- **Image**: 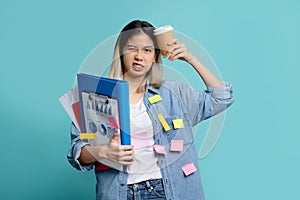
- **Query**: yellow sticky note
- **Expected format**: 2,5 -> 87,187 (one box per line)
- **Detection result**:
172,119 -> 184,129
80,133 -> 96,140
157,114 -> 171,131
148,95 -> 162,104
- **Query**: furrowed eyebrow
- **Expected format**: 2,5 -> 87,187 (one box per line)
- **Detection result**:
143,46 -> 154,48
126,44 -> 154,48
126,45 -> 137,47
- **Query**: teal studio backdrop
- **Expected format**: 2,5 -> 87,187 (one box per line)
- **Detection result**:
1,0 -> 299,199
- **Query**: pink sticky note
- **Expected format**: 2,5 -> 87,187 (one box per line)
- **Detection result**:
131,132 -> 151,150
182,162 -> 197,176
108,116 -> 119,129
170,140 -> 184,152
154,144 -> 167,155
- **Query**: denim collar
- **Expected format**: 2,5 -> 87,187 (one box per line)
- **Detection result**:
145,80 -> 161,95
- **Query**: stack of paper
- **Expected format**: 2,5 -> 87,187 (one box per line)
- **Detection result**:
59,85 -> 81,131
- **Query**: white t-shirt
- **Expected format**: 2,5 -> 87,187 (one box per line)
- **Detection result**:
127,97 -> 162,184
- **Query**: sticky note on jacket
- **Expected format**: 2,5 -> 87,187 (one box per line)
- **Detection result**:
157,114 -> 171,131
154,144 -> 167,155
148,95 -> 162,104
182,162 -> 197,176
172,119 -> 184,129
170,140 -> 184,152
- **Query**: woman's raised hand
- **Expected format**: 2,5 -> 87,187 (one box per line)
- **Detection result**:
164,38 -> 195,63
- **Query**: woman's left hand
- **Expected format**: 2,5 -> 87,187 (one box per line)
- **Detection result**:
165,38 -> 194,63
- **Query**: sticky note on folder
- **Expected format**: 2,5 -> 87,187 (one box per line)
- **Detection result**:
157,114 -> 171,131
148,95 -> 162,104
80,133 -> 96,140
108,116 -> 119,129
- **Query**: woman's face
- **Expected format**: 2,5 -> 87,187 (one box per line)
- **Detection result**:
122,32 -> 156,80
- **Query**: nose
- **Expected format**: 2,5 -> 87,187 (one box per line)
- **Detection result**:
134,49 -> 143,61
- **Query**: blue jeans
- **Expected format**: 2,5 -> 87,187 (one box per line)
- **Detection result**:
127,179 -> 166,200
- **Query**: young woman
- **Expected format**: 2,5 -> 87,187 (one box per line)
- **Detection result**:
68,20 -> 234,200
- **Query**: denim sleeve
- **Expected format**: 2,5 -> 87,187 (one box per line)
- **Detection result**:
179,82 -> 234,126
67,123 -> 94,171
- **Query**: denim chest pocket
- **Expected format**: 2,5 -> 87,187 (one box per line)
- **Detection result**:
163,113 -> 194,144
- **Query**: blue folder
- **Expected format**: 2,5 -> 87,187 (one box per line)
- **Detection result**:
77,73 -> 131,145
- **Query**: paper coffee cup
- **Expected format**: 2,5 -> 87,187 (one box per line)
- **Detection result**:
154,25 -> 174,56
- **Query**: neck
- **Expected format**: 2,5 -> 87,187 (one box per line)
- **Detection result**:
123,75 -> 146,104
123,75 -> 145,95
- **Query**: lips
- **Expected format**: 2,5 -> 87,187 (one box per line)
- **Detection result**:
132,63 -> 144,71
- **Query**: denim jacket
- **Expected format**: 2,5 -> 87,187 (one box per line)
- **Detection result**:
67,80 -> 234,200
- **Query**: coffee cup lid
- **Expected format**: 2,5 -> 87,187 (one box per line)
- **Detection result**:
154,25 -> 174,35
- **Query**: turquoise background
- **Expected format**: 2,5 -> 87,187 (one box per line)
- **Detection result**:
1,0 -> 299,199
